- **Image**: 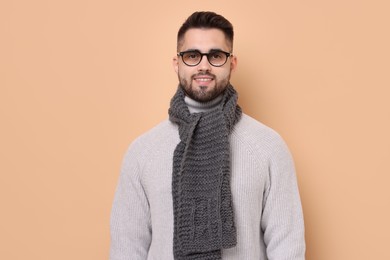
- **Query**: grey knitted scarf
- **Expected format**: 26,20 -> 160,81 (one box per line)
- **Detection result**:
169,84 -> 242,260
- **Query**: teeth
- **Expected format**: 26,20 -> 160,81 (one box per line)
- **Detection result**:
196,78 -> 212,82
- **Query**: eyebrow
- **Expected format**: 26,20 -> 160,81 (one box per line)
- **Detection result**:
181,48 -> 227,53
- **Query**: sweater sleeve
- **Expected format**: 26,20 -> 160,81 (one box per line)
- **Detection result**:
110,144 -> 152,260
260,137 -> 306,260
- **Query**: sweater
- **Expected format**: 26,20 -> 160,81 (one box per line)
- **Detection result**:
110,96 -> 306,260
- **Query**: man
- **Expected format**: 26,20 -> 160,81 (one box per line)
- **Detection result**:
110,11 -> 305,260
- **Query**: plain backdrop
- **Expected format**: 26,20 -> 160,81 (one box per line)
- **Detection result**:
1,1 -> 389,259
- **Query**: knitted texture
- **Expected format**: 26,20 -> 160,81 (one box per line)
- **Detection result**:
168,85 -> 242,259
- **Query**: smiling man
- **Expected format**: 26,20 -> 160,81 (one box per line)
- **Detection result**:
174,27 -> 235,103
110,11 -> 306,260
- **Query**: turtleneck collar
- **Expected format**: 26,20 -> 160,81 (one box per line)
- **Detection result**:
184,94 -> 223,114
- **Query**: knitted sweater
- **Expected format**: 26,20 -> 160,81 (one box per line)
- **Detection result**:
110,97 -> 306,260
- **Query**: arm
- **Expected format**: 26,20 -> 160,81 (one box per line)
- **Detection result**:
110,145 -> 152,260
261,137 -> 306,260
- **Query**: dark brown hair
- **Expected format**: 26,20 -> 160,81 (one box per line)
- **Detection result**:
177,11 -> 234,51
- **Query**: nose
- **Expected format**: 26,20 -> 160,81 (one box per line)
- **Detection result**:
197,54 -> 211,72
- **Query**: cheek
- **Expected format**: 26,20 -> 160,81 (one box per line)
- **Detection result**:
178,66 -> 195,78
216,69 -> 230,80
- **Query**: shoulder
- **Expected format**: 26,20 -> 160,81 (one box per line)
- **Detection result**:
123,119 -> 179,161
133,119 -> 178,146
232,113 -> 291,158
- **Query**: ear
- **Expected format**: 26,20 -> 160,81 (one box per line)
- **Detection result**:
230,55 -> 238,72
172,55 -> 179,74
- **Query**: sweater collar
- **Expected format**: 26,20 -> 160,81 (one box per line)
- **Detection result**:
184,94 -> 223,114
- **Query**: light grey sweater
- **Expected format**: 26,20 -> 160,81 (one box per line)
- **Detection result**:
110,97 -> 305,260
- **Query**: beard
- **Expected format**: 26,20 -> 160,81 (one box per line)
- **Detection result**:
178,72 -> 231,103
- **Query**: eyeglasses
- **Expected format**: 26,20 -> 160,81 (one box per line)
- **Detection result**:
177,50 -> 232,67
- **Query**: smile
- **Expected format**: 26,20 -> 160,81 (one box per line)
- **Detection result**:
195,78 -> 213,82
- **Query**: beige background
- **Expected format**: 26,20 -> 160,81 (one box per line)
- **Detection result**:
1,0 -> 389,259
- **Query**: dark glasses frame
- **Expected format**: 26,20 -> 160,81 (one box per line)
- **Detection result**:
177,50 -> 232,67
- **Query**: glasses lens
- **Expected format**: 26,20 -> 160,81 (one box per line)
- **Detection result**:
208,51 -> 228,66
182,51 -> 201,66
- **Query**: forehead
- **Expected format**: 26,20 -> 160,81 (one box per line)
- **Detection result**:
180,28 -> 230,52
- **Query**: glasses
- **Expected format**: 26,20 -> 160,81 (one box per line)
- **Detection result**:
177,50 -> 232,67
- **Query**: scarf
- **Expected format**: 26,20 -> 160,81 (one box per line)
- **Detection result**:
169,84 -> 242,259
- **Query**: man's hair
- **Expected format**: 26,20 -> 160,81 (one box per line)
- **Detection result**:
177,11 -> 234,51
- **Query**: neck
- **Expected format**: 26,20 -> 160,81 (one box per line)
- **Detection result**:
185,95 -> 223,114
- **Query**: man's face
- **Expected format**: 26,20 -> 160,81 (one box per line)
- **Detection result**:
173,28 -> 237,103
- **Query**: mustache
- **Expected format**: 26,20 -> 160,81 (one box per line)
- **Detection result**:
191,72 -> 215,79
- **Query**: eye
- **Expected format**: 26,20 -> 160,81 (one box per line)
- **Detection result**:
184,52 -> 200,60
210,51 -> 224,60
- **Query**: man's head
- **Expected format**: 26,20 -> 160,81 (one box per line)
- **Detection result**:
177,11 -> 234,52
173,11 -> 237,103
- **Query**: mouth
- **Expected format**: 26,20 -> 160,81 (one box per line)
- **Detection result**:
193,74 -> 214,84
194,78 -> 213,82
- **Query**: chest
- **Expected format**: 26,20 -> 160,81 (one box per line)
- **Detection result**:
140,140 -> 269,212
